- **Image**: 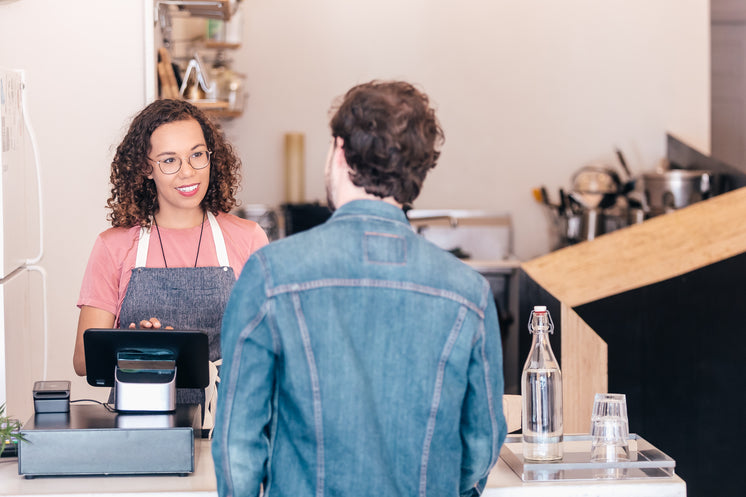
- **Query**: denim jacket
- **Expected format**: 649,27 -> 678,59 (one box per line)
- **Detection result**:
213,200 -> 506,497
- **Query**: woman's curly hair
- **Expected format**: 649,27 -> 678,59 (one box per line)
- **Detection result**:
107,99 -> 241,228
329,81 -> 444,205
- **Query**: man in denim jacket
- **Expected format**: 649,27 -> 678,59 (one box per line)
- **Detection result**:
213,81 -> 507,497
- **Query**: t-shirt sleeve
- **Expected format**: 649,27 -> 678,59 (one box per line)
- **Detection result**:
76,234 -> 123,315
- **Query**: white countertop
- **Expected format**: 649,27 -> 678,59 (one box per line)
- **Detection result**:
464,258 -> 522,272
0,440 -> 686,497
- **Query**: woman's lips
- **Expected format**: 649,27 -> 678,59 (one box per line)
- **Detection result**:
176,184 -> 200,197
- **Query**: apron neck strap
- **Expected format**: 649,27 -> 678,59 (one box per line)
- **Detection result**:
135,212 -> 230,268
206,211 -> 230,267
135,226 -> 151,268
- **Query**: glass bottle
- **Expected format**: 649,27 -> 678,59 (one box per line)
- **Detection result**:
521,305 -> 563,461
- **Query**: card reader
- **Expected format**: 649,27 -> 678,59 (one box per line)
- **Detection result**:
32,380 -> 71,413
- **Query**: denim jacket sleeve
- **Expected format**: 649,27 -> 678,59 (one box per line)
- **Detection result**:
459,289 -> 507,496
212,253 -> 276,497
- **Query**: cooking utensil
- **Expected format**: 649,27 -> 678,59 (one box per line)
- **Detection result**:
571,166 -> 621,210
615,148 -> 633,178
642,169 -> 712,216
558,188 -> 568,215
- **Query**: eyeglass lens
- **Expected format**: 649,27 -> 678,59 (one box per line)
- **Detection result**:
158,150 -> 211,174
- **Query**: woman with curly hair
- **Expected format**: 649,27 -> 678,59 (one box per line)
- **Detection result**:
72,99 -> 268,409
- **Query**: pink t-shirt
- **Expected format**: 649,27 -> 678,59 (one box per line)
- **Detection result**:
77,212 -> 269,325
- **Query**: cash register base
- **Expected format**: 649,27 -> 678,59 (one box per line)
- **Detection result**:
18,404 -> 200,477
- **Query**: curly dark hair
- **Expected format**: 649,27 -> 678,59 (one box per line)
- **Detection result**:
329,81 -> 444,205
107,99 -> 241,228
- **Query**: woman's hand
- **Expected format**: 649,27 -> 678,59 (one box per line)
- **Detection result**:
128,317 -> 174,330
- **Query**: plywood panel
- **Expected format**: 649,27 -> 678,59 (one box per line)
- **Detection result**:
560,304 -> 607,433
522,187 -> 746,307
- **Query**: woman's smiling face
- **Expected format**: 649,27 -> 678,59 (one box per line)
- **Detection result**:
147,118 -> 211,220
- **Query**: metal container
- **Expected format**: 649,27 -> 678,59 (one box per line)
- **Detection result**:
642,169 -> 711,217
235,204 -> 280,241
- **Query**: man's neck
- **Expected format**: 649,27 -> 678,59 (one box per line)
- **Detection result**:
333,182 -> 401,210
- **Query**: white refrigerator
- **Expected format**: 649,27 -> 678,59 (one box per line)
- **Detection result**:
0,67 -> 47,423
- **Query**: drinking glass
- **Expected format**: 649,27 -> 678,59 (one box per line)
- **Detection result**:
590,393 -> 629,462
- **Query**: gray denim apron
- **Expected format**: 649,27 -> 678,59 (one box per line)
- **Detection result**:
116,211 -> 235,410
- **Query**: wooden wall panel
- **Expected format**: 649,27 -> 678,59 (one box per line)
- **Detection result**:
560,304 -> 607,433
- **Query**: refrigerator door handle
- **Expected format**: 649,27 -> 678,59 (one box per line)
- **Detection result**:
20,71 -> 44,266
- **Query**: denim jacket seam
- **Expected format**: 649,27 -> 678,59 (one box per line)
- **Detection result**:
258,252 -> 281,355
480,274 -> 502,468
267,279 -> 484,319
479,279 -> 490,310
292,292 -> 325,497
257,251 -> 273,294
219,300 -> 271,497
419,305 -> 469,497
478,323 -> 500,472
363,231 -> 408,266
264,367 -> 281,496
330,212 -> 412,231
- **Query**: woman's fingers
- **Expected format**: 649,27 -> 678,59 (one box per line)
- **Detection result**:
144,317 -> 162,329
127,319 -> 173,330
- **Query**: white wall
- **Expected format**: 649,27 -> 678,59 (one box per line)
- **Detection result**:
0,0 -> 709,418
0,0 -> 146,411
224,0 -> 710,259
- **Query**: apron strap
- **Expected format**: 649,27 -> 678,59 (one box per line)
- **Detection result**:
204,358 -> 222,438
134,213 -> 229,268
135,226 -> 151,268
207,212 -> 230,267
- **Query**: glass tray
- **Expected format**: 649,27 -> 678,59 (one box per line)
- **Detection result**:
500,434 -> 676,481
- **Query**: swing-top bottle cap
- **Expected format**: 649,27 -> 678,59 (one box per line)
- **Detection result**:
529,305 -> 553,334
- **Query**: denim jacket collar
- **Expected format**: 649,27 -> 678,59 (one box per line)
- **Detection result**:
330,199 -> 410,228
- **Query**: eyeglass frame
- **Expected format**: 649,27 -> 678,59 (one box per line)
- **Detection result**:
147,149 -> 212,175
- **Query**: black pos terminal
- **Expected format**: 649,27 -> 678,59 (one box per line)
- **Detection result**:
18,329 -> 209,477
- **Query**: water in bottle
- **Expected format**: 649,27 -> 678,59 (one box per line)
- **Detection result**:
521,305 -> 563,461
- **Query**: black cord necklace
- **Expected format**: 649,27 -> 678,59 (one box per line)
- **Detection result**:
153,210 -> 206,268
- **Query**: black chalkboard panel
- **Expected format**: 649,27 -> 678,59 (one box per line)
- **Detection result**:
574,251 -> 746,497
518,269 -> 562,369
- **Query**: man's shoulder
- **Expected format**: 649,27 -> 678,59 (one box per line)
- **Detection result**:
427,247 -> 489,285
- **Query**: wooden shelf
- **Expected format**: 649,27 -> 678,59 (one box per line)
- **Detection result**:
185,99 -> 242,119
204,40 -> 240,50
175,0 -> 234,20
206,108 -> 242,119
188,99 -> 229,109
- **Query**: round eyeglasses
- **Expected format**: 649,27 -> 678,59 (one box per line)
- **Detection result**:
149,149 -> 212,175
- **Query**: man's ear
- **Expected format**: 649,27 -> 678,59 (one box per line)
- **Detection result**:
331,137 -> 346,170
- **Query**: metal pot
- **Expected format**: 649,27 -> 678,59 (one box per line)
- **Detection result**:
642,169 -> 712,217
